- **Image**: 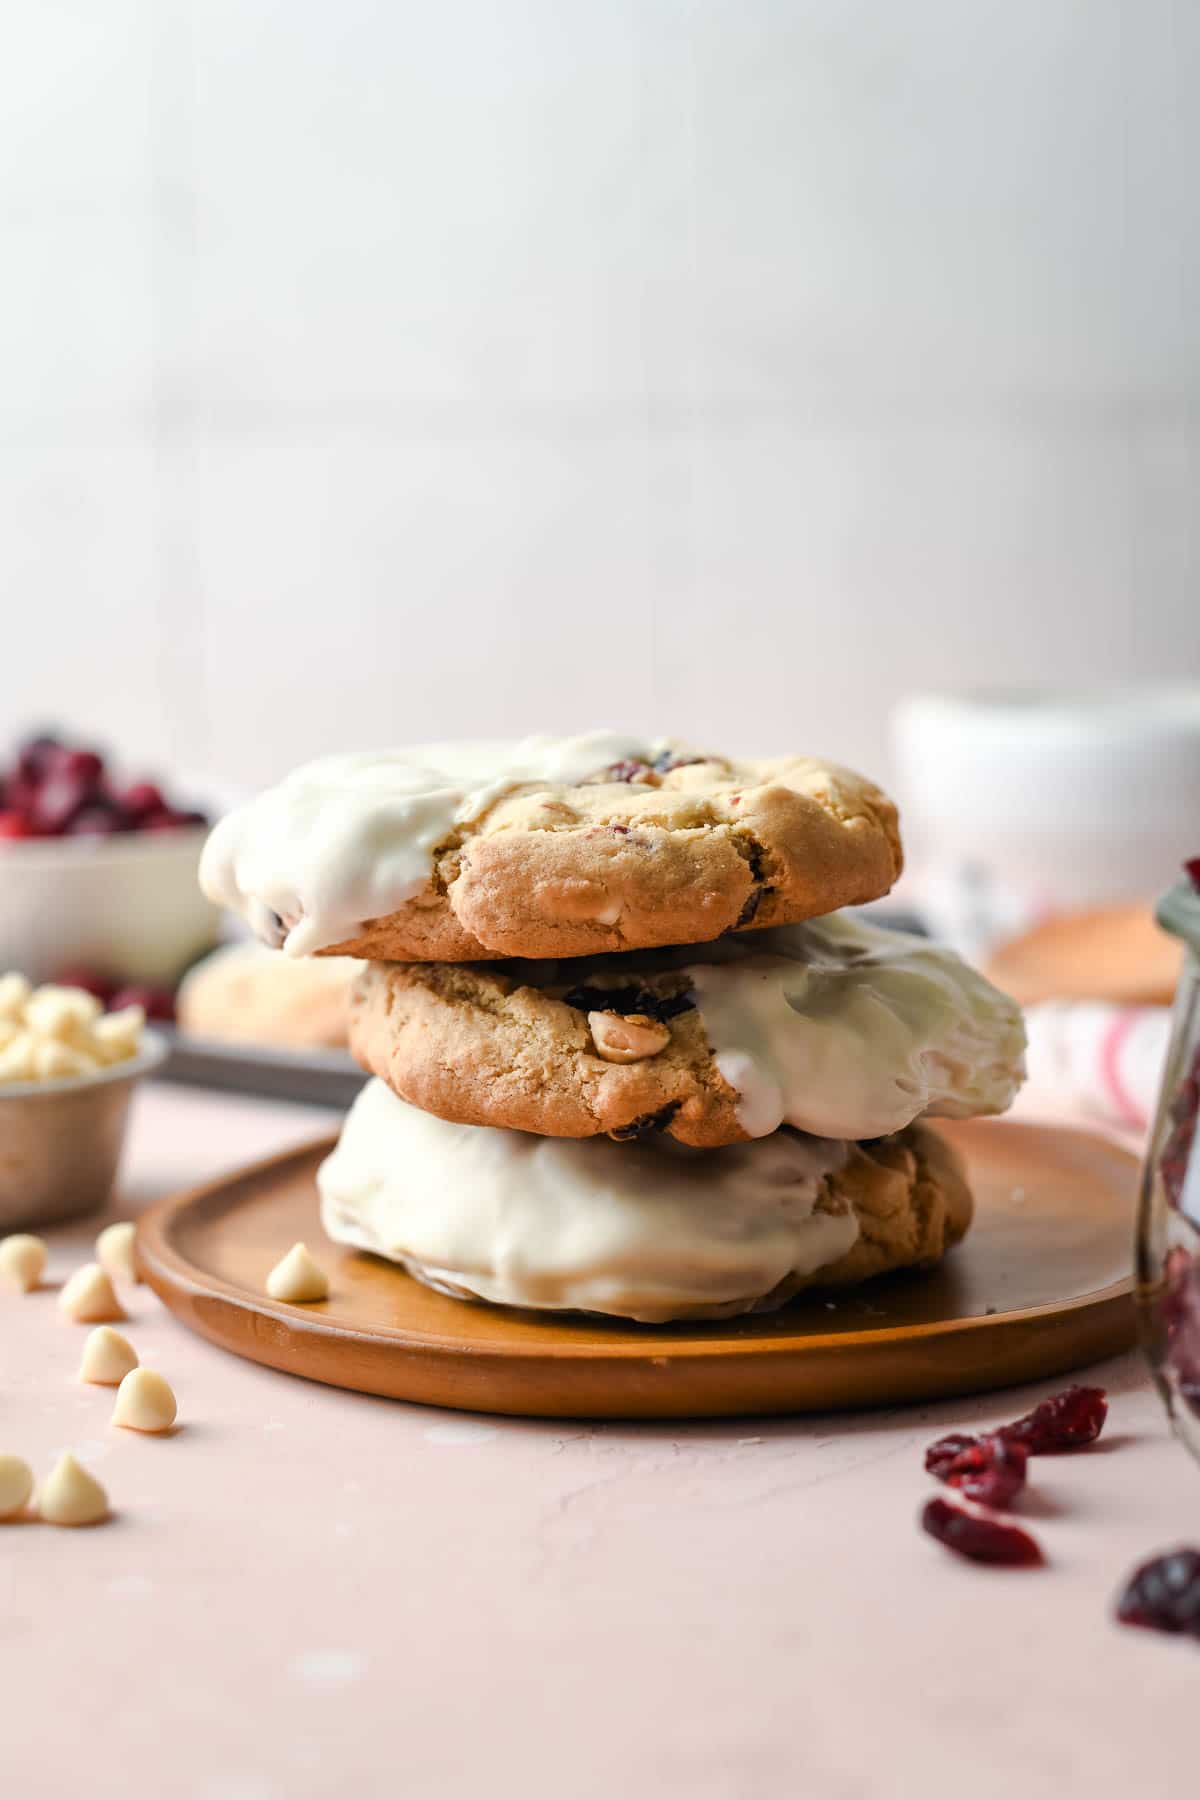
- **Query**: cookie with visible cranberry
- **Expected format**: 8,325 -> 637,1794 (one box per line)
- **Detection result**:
347,913 -> 1026,1148
201,736 -> 903,963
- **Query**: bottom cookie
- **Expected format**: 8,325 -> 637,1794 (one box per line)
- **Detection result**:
317,1080 -> 972,1324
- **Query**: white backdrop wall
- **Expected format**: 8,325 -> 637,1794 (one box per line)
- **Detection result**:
2,0 -> 1198,793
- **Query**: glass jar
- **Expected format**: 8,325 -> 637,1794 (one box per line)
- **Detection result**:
1137,875 -> 1200,1461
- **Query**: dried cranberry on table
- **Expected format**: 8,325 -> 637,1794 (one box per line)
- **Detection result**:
924,1432 -> 1028,1509
999,1384 -> 1109,1454
1116,1548 -> 1200,1637
921,1498 -> 1042,1567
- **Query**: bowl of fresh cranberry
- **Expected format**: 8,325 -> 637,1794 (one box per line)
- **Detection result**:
0,731 -> 219,988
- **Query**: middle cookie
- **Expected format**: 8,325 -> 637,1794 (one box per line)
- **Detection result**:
350,912 -> 1027,1148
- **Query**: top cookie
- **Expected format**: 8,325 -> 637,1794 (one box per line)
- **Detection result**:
200,734 -> 903,962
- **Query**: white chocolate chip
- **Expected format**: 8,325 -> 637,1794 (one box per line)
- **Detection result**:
59,1263 -> 126,1324
0,1032 -> 37,1083
37,1452 -> 109,1526
0,1453 -> 34,1518
266,1242 -> 329,1304
79,1326 -> 139,1386
91,1007 -> 146,1064
33,1038 -> 96,1081
0,1233 -> 47,1292
111,1367 -> 177,1434
0,972 -> 32,1022
24,984 -> 102,1043
587,1009 -> 671,1063
95,1220 -> 140,1285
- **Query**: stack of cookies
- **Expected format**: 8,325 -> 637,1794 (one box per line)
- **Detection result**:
202,735 -> 1026,1323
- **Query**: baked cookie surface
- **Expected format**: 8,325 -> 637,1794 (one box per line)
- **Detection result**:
318,1078 -> 972,1323
200,734 -> 902,962
349,913 -> 1027,1148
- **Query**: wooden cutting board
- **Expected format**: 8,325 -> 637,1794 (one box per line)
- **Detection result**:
135,1118 -> 1139,1419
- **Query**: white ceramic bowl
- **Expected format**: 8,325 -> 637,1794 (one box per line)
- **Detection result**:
0,828 -> 218,986
0,1029 -> 169,1231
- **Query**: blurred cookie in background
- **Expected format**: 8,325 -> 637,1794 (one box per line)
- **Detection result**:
177,941 -> 355,1050
984,902 -> 1182,1009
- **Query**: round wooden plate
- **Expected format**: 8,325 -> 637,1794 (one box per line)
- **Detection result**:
135,1119 -> 1139,1419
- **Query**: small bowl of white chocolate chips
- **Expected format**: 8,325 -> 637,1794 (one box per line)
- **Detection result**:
0,972 -> 168,1232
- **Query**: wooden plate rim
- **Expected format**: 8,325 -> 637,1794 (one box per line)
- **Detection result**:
135,1122 -> 1138,1365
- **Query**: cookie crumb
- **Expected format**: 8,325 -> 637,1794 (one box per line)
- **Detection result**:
266,1242 -> 329,1304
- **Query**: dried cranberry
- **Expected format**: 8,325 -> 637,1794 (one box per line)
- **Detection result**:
561,983 -> 695,1023
1185,856 -> 1200,894
921,1498 -> 1042,1566
925,1433 -> 1028,1509
604,760 -> 654,784
1116,1548 -> 1200,1636
997,1385 -> 1108,1454
109,983 -> 176,1023
0,810 -> 33,839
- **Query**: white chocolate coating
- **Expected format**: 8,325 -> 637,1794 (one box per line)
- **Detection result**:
680,913 -> 1026,1139
318,1079 -> 858,1323
199,735 -> 661,955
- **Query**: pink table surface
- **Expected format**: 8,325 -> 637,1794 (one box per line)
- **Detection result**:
4,1081 -> 1199,1800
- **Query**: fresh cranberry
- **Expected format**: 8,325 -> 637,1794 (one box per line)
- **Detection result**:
1116,1548 -> 1200,1636
109,983 -> 176,1024
15,731 -> 63,782
921,1498 -> 1042,1566
65,803 -> 126,837
29,749 -> 104,835
0,810 -> 33,839
925,1433 -> 1028,1509
54,966 -> 118,1005
1185,856 -> 1200,894
119,781 -> 166,820
998,1385 -> 1108,1454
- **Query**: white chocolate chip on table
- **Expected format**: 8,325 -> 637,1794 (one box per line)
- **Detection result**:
0,974 -> 145,1084
266,1242 -> 329,1304
37,1453 -> 109,1527
112,1368 -> 177,1434
0,1232 -> 47,1292
0,1454 -> 34,1519
80,1326 -> 139,1386
96,1220 -> 141,1285
59,1263 -> 126,1324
